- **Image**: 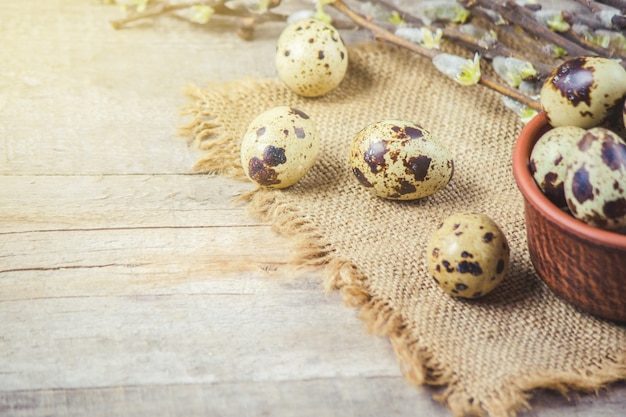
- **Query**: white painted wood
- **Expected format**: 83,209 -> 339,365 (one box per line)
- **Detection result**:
0,0 -> 624,416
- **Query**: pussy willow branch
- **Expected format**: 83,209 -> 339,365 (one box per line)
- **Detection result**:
574,0 -> 602,12
462,0 -> 596,57
110,0 -> 285,30
468,6 -> 560,65
372,0 -> 425,26
597,0 -> 626,13
368,0 -> 554,75
574,0 -> 626,13
471,0 -> 626,60
331,0 -> 542,111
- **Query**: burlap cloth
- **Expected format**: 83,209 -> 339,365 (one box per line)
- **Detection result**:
180,42 -> 626,416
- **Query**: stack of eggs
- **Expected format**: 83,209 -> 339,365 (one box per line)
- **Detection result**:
532,57 -> 626,233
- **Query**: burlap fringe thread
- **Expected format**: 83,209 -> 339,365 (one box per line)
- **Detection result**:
178,82 -> 626,417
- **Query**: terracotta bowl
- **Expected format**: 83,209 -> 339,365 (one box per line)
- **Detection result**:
512,112 -> 626,323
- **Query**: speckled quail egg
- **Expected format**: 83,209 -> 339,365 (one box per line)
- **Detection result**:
349,120 -> 454,200
240,106 -> 319,189
275,18 -> 348,97
529,125 -> 586,208
564,127 -> 626,230
426,213 -> 510,299
540,56 -> 626,129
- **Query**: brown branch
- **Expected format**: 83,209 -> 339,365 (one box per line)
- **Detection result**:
564,10 -> 607,30
111,1 -> 285,30
370,0 -> 426,26
111,1 -> 212,29
480,74 -> 541,109
440,27 -> 554,75
462,0 -> 597,57
333,0 -> 438,59
597,0 -> 626,13
573,0 -> 603,12
469,6 -> 560,66
331,0 -> 541,111
368,0 -> 553,75
561,26 -> 626,58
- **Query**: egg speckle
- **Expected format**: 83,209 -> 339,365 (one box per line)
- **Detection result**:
240,106 -> 319,189
529,126 -> 585,208
564,127 -> 626,230
540,56 -> 626,128
349,120 -> 453,200
427,213 -> 510,298
275,18 -> 348,97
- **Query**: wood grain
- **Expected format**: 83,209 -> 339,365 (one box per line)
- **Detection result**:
1,1 -> 624,416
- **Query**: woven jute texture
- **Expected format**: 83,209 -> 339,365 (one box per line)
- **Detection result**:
180,42 -> 626,417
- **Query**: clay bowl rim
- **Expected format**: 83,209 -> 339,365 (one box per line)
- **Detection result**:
512,111 -> 626,250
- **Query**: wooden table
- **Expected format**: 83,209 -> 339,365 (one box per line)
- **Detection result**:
1,1 -> 624,415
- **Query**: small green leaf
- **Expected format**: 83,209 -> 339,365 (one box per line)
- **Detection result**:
519,63 -> 538,80
592,34 -> 611,49
550,45 -> 567,58
452,6 -> 470,23
456,53 -> 481,86
258,0 -> 271,13
501,96 -> 539,124
191,5 -> 214,24
519,107 -> 539,124
547,13 -> 570,32
314,0 -> 335,23
425,4 -> 470,24
421,27 -> 443,50
611,33 -> 626,51
388,11 -> 405,25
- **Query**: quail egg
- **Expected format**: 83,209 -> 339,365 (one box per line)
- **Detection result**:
349,120 -> 454,200
540,56 -> 626,128
564,127 -> 626,230
426,213 -> 510,299
529,125 -> 586,208
240,106 -> 319,189
275,18 -> 348,97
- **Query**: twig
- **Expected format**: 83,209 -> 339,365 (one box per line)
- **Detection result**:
564,10 -> 607,30
561,25 -> 626,57
367,0 -> 553,74
331,0 -> 541,111
372,0 -> 426,26
597,0 -> 626,13
463,0 -> 596,58
469,6 -> 560,65
573,0 -> 603,12
444,26 -> 555,75
112,1 -> 210,29
483,0 -> 626,59
334,0 -> 438,59
111,0 -> 285,30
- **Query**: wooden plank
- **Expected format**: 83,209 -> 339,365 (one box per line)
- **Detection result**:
0,378 -> 444,417
0,174 -> 402,394
0,175 -> 257,233
0,288 -> 403,391
0,381 -> 624,417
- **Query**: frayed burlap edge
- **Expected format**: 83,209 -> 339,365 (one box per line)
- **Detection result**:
178,76 -> 626,417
